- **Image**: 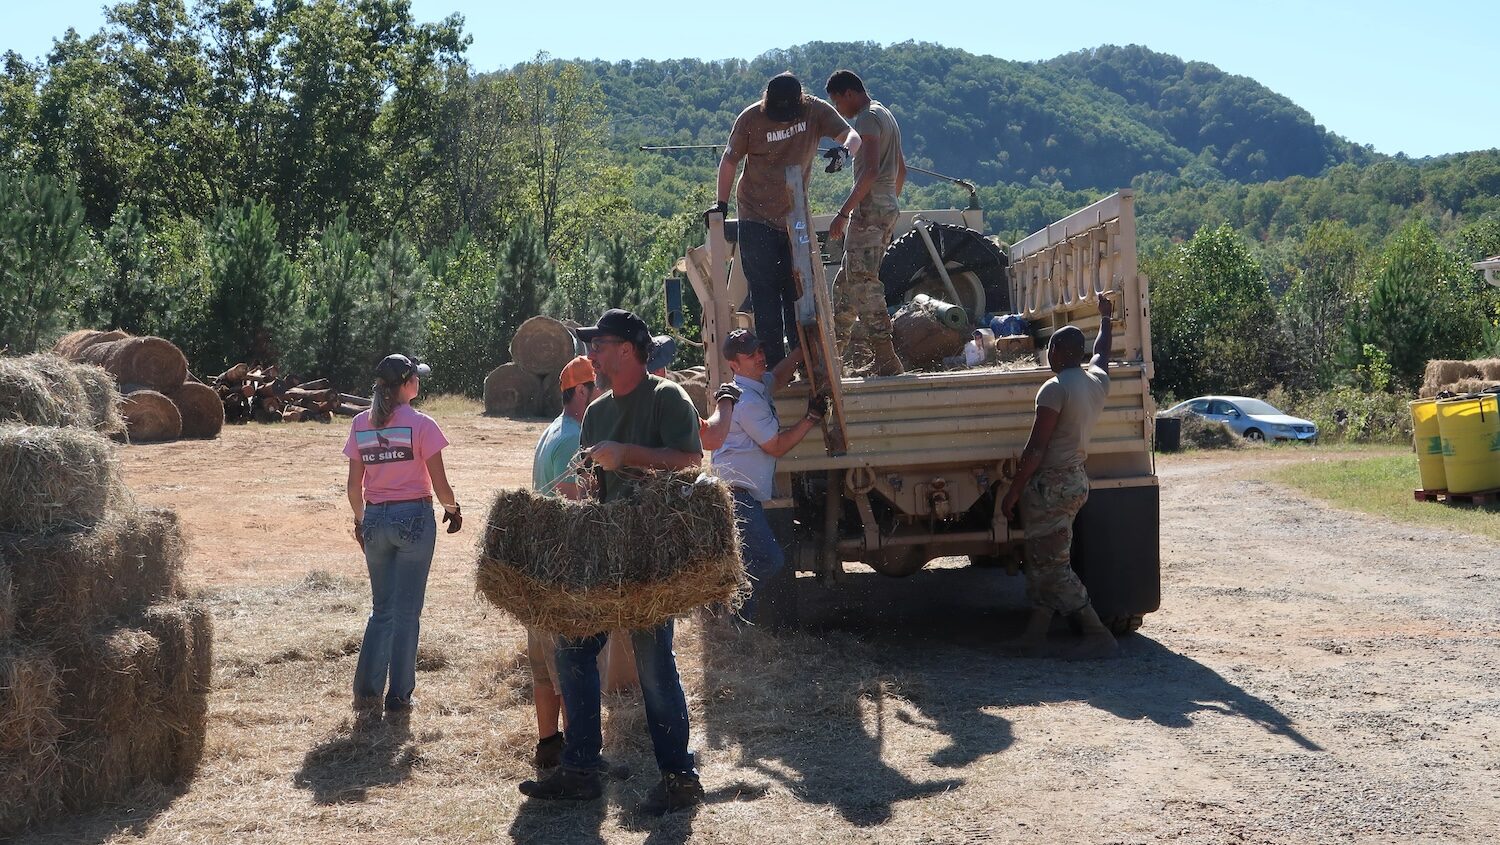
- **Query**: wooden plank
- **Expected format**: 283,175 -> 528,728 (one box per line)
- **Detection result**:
785,164 -> 849,455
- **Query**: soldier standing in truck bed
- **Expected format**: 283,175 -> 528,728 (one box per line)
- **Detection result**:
999,296 -> 1118,659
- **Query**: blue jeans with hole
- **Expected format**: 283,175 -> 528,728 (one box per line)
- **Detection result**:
555,622 -> 696,776
353,501 -> 436,707
738,220 -> 801,369
733,488 -> 785,622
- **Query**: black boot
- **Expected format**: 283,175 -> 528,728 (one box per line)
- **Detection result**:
533,732 -> 564,772
638,771 -> 705,816
518,766 -> 603,801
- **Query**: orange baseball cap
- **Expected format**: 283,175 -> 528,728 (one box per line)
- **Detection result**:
559,356 -> 596,392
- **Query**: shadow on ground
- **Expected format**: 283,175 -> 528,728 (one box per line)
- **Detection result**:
292,715 -> 421,804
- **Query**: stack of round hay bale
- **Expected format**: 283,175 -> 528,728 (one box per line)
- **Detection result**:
484,316 -> 587,418
1420,359 -> 1500,398
53,330 -> 223,441
0,354 -> 211,837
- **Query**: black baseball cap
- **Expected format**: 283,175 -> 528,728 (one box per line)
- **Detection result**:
574,308 -> 652,350
647,335 -> 678,372
764,72 -> 804,122
375,354 -> 430,385
722,329 -> 761,358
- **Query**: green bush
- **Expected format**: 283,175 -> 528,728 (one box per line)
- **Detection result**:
1266,385 -> 1412,444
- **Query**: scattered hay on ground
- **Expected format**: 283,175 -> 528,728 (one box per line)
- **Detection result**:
76,336 -> 188,394
166,382 -> 224,439
0,425 -> 122,534
120,390 -> 183,443
0,565 -> 13,639
477,471 -> 745,637
1179,413 -> 1243,450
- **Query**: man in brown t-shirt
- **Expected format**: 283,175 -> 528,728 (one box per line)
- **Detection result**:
826,69 -> 908,376
712,72 -> 858,368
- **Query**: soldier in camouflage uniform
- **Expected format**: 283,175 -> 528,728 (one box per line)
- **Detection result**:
1000,296 -> 1119,659
825,70 -> 907,377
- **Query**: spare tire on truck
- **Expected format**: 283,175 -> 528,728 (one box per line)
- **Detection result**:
880,223 -> 1011,321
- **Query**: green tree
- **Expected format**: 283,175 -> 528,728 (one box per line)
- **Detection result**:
207,197 -> 297,367
1277,220 -> 1363,390
0,171 -> 92,352
363,229 -> 427,368
288,212 -> 372,386
421,238 -> 501,397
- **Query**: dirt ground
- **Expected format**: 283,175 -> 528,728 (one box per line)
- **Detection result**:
14,409 -> 1500,844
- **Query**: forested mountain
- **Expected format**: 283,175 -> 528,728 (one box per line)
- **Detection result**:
588,41 -> 1371,191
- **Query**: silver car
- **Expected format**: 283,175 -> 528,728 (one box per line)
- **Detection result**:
1159,396 -> 1318,443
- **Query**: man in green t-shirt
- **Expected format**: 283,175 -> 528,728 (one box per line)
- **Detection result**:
826,69 -> 908,377
518,308 -> 706,817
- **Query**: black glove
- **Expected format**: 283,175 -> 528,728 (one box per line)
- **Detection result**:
714,382 -> 742,405
823,145 -> 851,173
806,391 -> 829,420
703,200 -> 728,228
442,504 -> 463,534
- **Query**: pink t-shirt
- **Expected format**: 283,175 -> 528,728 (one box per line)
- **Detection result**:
342,404 -> 449,503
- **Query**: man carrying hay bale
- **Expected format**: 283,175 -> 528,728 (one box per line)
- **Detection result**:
518,309 -> 707,815
526,355 -> 637,773
999,297 -> 1117,660
710,331 -> 824,621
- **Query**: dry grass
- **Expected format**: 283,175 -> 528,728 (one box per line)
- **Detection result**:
476,472 -> 745,637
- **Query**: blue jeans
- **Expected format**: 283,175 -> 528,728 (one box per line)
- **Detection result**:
353,501 -> 436,707
738,220 -> 800,369
733,488 -> 785,622
555,622 -> 696,776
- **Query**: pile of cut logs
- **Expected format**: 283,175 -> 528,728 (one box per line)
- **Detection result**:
208,364 -> 369,423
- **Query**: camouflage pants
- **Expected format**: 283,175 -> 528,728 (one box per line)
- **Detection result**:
1019,462 -> 1092,614
834,202 -> 899,352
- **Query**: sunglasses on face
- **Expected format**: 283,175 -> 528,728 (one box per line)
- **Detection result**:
587,338 -> 628,353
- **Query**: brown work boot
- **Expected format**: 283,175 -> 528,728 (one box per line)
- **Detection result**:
1065,605 -> 1120,660
870,339 -> 905,376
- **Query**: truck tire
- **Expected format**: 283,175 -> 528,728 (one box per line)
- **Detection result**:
1069,484 -> 1160,630
758,508 -> 802,631
880,223 -> 1011,316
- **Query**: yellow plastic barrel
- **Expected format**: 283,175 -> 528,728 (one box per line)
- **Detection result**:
1409,399 -> 1446,491
1435,393 -> 1500,494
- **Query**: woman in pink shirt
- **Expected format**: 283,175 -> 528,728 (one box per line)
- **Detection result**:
343,354 -> 462,717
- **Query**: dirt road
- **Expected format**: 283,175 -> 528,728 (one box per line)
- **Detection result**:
16,414 -> 1500,844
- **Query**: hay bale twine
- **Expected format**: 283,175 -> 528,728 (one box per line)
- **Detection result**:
484,363 -> 539,417
1422,360 -> 1481,395
78,336 -> 189,393
52,329 -> 128,360
166,382 -> 224,439
535,371 -> 563,418
476,471 -> 745,637
510,316 -> 580,377
120,390 -> 183,442
70,362 -> 125,434
0,425 -> 121,534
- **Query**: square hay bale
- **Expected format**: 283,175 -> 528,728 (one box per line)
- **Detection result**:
0,565 -> 13,640
70,363 -> 125,435
136,601 -> 212,779
0,425 -> 125,535
0,507 -> 185,638
477,471 -> 746,638
1476,359 -> 1500,380
0,358 -> 81,428
0,646 -> 65,758
1422,360 -> 1481,395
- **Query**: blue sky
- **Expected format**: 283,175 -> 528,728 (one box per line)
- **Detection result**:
7,0 -> 1496,159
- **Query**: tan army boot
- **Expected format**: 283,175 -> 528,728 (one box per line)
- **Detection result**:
870,338 -> 906,377
1066,604 -> 1120,660
1004,606 -> 1055,657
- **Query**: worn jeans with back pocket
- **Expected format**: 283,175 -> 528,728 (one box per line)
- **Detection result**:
353,500 -> 436,707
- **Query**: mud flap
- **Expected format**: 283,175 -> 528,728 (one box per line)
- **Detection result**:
1069,484 -> 1161,622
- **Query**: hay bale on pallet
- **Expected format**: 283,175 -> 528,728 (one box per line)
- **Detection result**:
52,329 -> 127,360
0,425 -> 122,534
0,507 -> 185,637
121,390 -> 182,442
510,316 -> 580,377
663,367 -> 709,417
76,336 -> 188,393
484,362 -> 539,417
1422,360 -> 1481,396
166,382 -> 224,439
535,371 -> 563,418
476,471 -> 745,637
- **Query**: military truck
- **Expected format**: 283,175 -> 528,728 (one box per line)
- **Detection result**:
674,188 -> 1158,632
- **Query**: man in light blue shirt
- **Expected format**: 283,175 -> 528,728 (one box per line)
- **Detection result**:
711,329 -> 827,620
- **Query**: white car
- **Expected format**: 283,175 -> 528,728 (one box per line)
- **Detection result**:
1159,396 -> 1318,443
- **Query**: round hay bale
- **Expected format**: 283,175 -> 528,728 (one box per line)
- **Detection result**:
535,371 -> 563,418
484,363 -> 539,417
166,382 -> 224,439
892,299 -> 968,369
15,354 -> 92,428
663,368 -> 709,417
476,471 -> 746,638
52,329 -> 127,360
120,390 -> 183,443
70,362 -> 125,434
0,425 -> 121,534
1422,360 -> 1481,395
78,336 -> 189,393
0,646 -> 62,758
510,316 -> 580,377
